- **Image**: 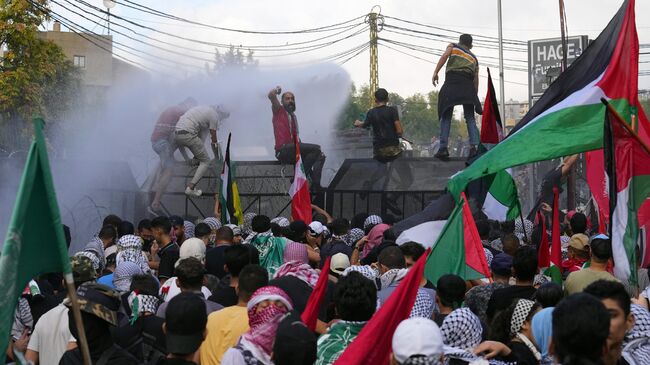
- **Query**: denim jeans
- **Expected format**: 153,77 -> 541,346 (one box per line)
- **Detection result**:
439,104 -> 479,149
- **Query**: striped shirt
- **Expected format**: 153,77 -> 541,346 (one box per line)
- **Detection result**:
446,43 -> 478,76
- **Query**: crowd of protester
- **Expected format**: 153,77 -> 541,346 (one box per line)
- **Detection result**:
7,205 -> 650,365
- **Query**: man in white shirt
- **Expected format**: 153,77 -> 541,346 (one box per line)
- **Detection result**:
174,105 -> 229,196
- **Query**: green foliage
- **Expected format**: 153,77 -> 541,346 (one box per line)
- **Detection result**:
208,45 -> 258,73
336,83 -> 468,144
0,0 -> 77,119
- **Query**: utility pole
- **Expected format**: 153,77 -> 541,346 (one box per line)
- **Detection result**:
558,0 -> 576,210
367,6 -> 382,107
497,0 -> 506,121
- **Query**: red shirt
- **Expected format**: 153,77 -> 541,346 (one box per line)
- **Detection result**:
151,105 -> 188,142
272,106 -> 298,151
561,257 -> 587,273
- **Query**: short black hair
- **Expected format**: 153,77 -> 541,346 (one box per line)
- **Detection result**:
98,225 -> 117,240
151,216 -> 172,233
175,257 -> 205,290
569,213 -> 587,234
502,233 -> 520,256
374,88 -> 388,103
105,253 -> 117,268
535,282 -> 563,308
118,221 -> 135,237
584,280 -> 631,316
252,215 -> 271,233
436,274 -> 466,309
399,242 -> 425,261
224,245 -> 253,277
351,213 -> 368,230
238,264 -> 268,302
476,220 -> 490,239
215,226 -> 234,242
194,223 -> 211,238
553,293 -> 610,363
270,223 -> 289,238
378,246 -> 405,269
329,218 -> 350,236
459,34 -> 473,47
334,272 -> 377,321
590,237 -> 612,262
137,219 -> 152,231
513,246 -> 538,281
102,214 -> 122,228
129,274 -> 159,296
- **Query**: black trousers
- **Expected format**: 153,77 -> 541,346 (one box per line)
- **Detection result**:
276,143 -> 326,187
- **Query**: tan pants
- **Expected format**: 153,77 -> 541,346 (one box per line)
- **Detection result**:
175,132 -> 210,185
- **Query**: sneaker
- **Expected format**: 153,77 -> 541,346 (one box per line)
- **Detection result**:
434,148 -> 449,159
185,186 -> 202,197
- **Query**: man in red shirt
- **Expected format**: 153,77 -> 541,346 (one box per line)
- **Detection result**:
149,97 -> 196,214
268,86 -> 325,190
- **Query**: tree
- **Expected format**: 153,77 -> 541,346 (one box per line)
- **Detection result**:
208,45 -> 258,74
0,0 -> 79,152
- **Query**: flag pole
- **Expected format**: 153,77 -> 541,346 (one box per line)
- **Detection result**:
64,274 -> 92,365
601,98 -> 650,154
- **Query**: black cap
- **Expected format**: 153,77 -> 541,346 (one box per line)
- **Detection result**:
65,282 -> 121,326
169,215 -> 184,228
165,292 -> 207,355
272,312 -> 317,365
491,253 -> 513,277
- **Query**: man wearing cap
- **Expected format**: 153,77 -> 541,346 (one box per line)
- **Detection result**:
565,235 -> 619,295
329,253 -> 351,283
175,104 -> 230,197
159,292 -> 208,365
561,233 -> 590,275
391,317 -> 444,365
26,256 -> 98,365
59,282 -> 138,364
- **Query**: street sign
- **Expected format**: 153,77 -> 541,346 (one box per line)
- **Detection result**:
528,36 -> 589,105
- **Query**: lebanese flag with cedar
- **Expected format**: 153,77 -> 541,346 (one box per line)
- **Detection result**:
289,136 -> 312,224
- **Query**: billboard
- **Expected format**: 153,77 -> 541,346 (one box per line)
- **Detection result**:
528,36 -> 589,105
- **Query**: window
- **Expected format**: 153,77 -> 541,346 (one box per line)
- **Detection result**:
73,55 -> 86,68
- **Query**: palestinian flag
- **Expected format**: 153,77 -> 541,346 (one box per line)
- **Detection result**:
220,133 -> 243,225
604,105 -> 650,286
289,139 -> 312,224
449,0 -> 648,199
544,188 -> 563,284
424,192 -> 491,284
477,68 -> 521,221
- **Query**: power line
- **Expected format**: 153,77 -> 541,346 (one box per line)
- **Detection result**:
113,0 -> 365,35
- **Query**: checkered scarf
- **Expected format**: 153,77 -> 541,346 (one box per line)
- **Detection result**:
623,304 -> 650,365
345,228 -> 365,247
515,218 -> 534,242
128,291 -> 160,324
243,212 -> 256,236
75,251 -> 101,272
483,248 -> 493,267
380,268 -> 409,290
364,215 -> 383,230
184,221 -> 195,238
510,299 -> 536,337
271,217 -> 290,227
410,289 -> 435,319
342,265 -> 379,287
241,286 -> 293,360
116,235 -> 150,274
113,262 -> 144,292
402,356 -> 443,365
273,261 -> 319,288
203,217 -> 221,231
84,237 -> 106,272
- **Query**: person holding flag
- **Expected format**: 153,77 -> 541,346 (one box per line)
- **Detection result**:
268,86 -> 326,190
219,133 -> 244,225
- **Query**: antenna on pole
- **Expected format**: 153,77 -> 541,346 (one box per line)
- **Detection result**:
103,0 -> 116,35
366,5 -> 383,107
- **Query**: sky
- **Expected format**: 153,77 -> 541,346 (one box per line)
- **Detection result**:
47,0 -> 650,103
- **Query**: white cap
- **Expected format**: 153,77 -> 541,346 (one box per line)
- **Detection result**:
392,318 -> 443,363
309,221 -> 325,235
330,253 -> 351,274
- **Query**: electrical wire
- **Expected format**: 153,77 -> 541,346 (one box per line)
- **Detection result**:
113,0 -> 365,35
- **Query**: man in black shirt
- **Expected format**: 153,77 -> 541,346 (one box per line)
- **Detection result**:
208,244 -> 253,307
205,226 -> 234,280
151,216 -> 179,284
354,88 -> 413,215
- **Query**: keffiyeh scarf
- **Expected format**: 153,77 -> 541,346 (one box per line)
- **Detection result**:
403,356 -> 443,365
184,221 -> 195,238
243,212 -> 256,236
76,251 -> 101,272
510,299 -> 536,337
343,265 -> 380,287
345,228 -> 365,247
116,234 -> 150,274
84,237 -> 106,272
203,217 -> 221,231
271,217 -> 290,227
380,268 -> 409,290
623,304 -> 650,365
250,232 -> 287,276
113,261 -> 144,292
363,223 -> 390,258
273,260 -> 319,288
410,289 -> 435,319
128,291 -> 160,324
363,214 -> 383,230
515,218 -> 534,243
240,286 -> 293,364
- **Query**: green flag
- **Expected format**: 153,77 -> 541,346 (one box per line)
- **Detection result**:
0,117 -> 71,352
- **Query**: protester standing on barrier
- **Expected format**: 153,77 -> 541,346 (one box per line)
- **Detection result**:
432,34 -> 482,159
174,105 -> 229,197
268,86 -> 326,190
